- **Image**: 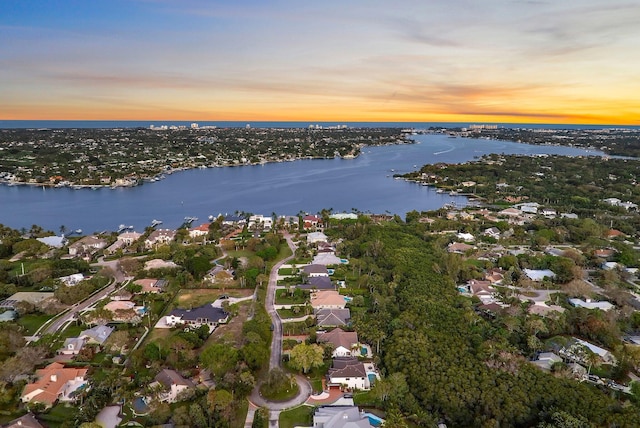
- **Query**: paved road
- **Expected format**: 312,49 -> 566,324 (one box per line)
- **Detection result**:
244,234 -> 312,427
267,235 -> 297,370
39,259 -> 127,336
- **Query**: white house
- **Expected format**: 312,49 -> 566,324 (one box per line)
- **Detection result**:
152,369 -> 195,403
58,273 -> 84,286
165,304 -> 229,329
145,229 -> 176,249
318,328 -> 359,358
303,264 -> 330,278
523,269 -> 556,282
307,231 -> 328,244
328,357 -> 370,390
568,298 -> 614,311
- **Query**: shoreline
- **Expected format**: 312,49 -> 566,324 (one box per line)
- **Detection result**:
0,139 -> 413,190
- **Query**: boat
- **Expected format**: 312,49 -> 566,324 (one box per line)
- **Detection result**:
208,215 -> 214,221
151,219 -> 163,227
75,229 -> 82,234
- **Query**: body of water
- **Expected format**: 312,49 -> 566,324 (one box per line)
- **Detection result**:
0,134 -> 604,233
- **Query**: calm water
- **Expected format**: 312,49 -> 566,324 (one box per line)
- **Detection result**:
0,134 -> 603,233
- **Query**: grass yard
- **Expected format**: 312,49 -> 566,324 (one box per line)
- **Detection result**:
16,313 -> 54,334
260,380 -> 299,401
275,290 -> 308,305
278,267 -> 293,276
277,308 -> 309,319
279,405 -> 315,428
173,288 -> 253,310
230,397 -> 249,428
205,300 -> 252,348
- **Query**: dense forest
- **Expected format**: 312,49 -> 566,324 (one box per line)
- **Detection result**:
335,220 -> 640,427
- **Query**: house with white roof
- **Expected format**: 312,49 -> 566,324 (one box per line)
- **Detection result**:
569,298 -> 614,311
523,269 -> 556,282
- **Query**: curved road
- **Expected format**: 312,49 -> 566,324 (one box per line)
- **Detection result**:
246,234 -> 312,427
37,258 -> 127,336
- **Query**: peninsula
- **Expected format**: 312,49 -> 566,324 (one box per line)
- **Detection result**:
0,126 -> 410,188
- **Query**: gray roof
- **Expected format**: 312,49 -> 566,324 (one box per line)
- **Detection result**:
329,357 -> 367,379
169,304 -> 228,324
81,325 -> 114,344
298,276 -> 334,290
303,264 -> 329,275
313,406 -> 372,428
316,308 -> 351,327
155,369 -> 195,389
1,413 -> 46,428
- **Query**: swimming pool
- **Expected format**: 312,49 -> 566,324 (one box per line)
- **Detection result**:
362,412 -> 384,427
132,397 -> 150,415
340,259 -> 349,264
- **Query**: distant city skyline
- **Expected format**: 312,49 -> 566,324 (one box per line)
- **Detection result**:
1,0 -> 639,125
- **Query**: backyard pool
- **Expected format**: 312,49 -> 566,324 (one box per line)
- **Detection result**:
362,413 -> 384,427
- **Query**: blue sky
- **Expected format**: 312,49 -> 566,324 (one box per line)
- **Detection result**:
1,0 -> 639,123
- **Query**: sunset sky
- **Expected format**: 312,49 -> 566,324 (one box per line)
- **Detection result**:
1,0 -> 639,124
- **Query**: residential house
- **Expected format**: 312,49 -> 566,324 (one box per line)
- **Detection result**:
104,300 -> 139,322
303,264 -> 330,278
528,303 -> 565,317
542,208 -> 557,218
568,298 -> 614,311
119,231 -> 142,245
456,232 -> 475,242
188,223 -> 210,239
311,291 -> 346,310
68,235 -> 107,257
468,280 -> 496,303
152,369 -> 195,403
483,227 -> 501,239
21,363 -> 89,408
222,215 -> 246,226
606,229 -> 625,239
145,229 -> 177,249
447,242 -> 474,254
328,357 -> 370,390
312,406 -> 372,428
318,328 -> 359,358
523,269 -> 556,282
165,304 -> 229,329
307,231 -> 328,244
104,239 -> 126,255
329,213 -> 358,220
58,273 -> 84,286
81,325 -> 114,345
316,308 -> 351,328
1,413 -> 46,428
484,268 -> 504,284
248,215 -> 273,230
36,236 -> 67,249
498,208 -> 522,217
299,276 -> 334,291
144,259 -> 179,270
532,352 -> 563,371
562,338 -> 616,365
58,337 -> 86,356
313,252 -> 343,266
303,215 -> 323,230
134,278 -> 167,294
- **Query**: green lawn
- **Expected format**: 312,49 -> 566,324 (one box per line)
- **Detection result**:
230,398 -> 249,428
38,403 -> 79,428
279,405 -> 315,428
353,390 -> 377,406
59,323 -> 84,339
275,290 -> 308,305
278,267 -> 293,276
277,308 -> 309,319
16,313 -> 54,334
260,381 -> 299,402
